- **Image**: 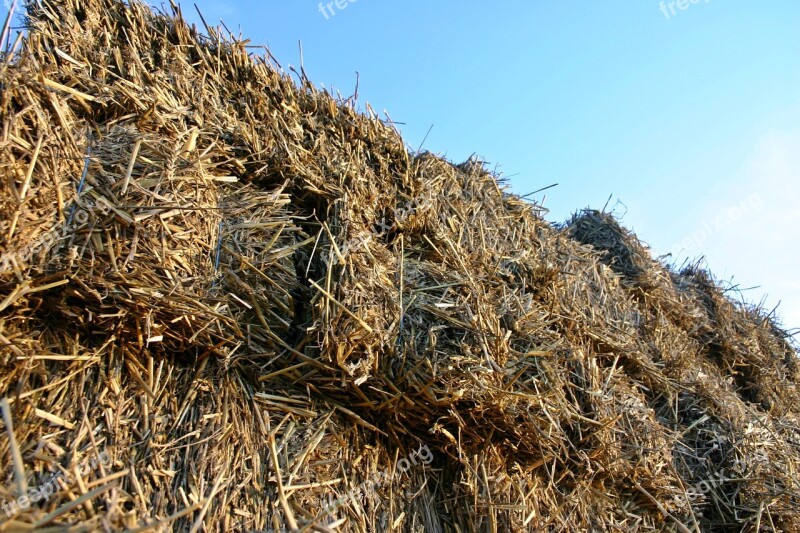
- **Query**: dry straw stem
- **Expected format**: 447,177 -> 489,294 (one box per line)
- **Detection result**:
0,0 -> 799,531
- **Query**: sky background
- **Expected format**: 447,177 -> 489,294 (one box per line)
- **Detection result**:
3,0 -> 799,331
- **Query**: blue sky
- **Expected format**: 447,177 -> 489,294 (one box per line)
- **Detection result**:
3,0 -> 799,330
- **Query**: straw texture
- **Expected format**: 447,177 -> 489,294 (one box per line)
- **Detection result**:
1,1 -> 798,531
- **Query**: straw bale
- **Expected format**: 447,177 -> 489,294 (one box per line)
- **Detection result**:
0,1 -> 798,531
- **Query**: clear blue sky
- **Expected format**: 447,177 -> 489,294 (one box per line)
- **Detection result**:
3,0 -> 799,329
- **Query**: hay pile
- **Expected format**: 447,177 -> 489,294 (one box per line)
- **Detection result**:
1,0 -> 799,530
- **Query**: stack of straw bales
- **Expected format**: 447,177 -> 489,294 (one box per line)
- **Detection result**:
1,1 -> 798,530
